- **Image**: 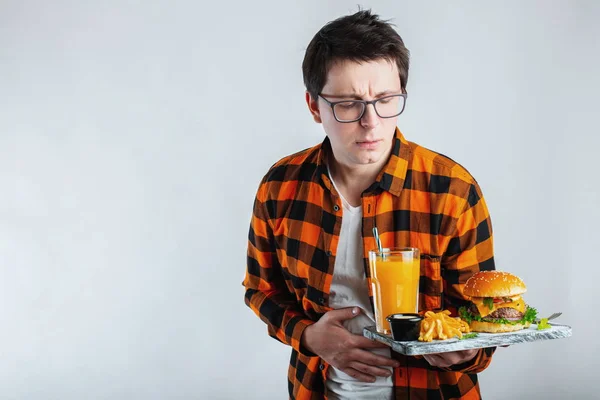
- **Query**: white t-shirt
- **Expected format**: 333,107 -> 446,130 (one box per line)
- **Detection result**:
325,169 -> 393,400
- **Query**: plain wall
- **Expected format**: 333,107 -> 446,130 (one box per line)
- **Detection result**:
1,1 -> 598,399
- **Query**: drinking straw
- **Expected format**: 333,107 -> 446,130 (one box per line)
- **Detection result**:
372,227 -> 383,254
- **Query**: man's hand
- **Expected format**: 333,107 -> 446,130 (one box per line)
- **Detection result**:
422,349 -> 478,368
301,307 -> 401,383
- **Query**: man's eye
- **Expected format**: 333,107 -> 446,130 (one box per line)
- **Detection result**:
338,102 -> 358,109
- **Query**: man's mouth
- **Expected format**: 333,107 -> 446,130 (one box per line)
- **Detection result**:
356,139 -> 382,149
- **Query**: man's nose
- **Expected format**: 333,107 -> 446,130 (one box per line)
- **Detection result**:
360,103 -> 380,128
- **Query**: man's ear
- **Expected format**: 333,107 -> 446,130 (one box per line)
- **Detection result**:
305,91 -> 322,124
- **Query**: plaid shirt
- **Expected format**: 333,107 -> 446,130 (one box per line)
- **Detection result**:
243,128 -> 496,400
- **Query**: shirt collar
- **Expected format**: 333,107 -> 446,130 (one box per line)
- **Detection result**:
316,127 -> 410,197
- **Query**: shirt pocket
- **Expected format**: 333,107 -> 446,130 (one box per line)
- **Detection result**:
418,254 -> 443,312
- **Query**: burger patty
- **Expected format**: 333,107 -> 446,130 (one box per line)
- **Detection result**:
468,304 -> 524,319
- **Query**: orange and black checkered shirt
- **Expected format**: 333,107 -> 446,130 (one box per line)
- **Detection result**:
243,128 -> 496,400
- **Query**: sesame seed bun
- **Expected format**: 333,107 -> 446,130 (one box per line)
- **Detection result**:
463,271 -> 527,298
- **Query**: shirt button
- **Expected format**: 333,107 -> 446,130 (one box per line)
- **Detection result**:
318,298 -> 325,305
326,250 -> 332,257
333,205 -> 340,212
319,363 -> 325,370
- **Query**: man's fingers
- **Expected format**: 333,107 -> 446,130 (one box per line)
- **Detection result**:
423,354 -> 443,363
341,367 -> 378,383
349,348 -> 401,368
423,349 -> 478,368
353,336 -> 389,349
348,361 -> 393,378
325,307 -> 361,323
423,354 -> 449,368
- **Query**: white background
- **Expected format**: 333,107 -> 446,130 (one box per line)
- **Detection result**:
1,1 -> 598,399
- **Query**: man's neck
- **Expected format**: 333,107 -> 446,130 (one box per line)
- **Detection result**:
328,152 -> 390,207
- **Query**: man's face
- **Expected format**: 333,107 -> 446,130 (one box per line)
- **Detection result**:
307,58 -> 402,167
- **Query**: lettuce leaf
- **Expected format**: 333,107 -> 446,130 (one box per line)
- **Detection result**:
522,306 -> 538,324
537,318 -> 551,330
483,297 -> 494,310
459,333 -> 479,340
459,305 -> 538,326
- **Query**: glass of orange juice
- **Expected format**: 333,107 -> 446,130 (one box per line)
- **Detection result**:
369,248 -> 420,334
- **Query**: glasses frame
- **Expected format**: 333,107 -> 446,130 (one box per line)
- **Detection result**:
318,93 -> 407,123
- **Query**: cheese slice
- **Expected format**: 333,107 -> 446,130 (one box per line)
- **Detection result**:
471,296 -> 526,318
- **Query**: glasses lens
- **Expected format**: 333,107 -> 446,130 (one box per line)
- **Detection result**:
375,95 -> 405,118
333,101 -> 365,122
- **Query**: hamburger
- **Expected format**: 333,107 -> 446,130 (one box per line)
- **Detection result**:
459,271 -> 538,333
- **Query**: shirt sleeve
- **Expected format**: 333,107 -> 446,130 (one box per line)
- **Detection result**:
242,181 -> 315,356
442,181 -> 495,309
440,181 -> 497,373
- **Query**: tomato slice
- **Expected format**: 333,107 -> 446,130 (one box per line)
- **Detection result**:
493,297 -> 515,304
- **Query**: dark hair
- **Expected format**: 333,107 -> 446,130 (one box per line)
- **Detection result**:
302,9 -> 410,100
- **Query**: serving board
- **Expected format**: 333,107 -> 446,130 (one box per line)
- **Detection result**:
363,323 -> 572,355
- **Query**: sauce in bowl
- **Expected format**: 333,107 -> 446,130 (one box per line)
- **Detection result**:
386,313 -> 423,341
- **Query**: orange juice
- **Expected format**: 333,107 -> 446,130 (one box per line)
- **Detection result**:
369,249 -> 420,334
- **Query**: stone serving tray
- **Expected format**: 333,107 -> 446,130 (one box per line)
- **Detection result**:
363,323 -> 572,355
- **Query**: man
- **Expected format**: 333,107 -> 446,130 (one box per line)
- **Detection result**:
243,9 -> 495,400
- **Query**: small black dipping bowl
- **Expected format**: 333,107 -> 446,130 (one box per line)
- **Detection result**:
386,313 -> 423,341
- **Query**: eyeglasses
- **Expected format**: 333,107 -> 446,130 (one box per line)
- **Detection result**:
318,93 -> 407,123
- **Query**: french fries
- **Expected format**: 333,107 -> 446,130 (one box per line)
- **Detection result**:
418,310 -> 471,342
